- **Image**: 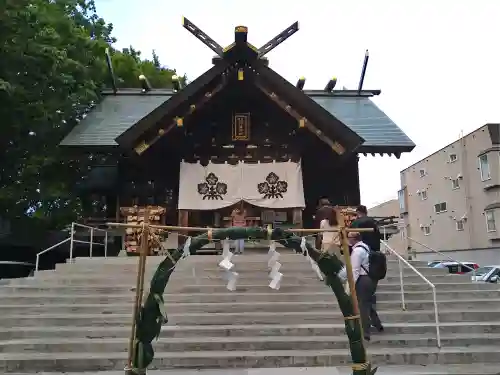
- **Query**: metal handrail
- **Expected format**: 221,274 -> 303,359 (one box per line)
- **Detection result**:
381,240 -> 441,348
407,236 -> 476,279
35,238 -> 70,273
34,222 -> 108,273
69,222 -> 108,263
379,223 -> 400,241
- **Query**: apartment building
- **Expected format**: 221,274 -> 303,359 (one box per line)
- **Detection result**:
398,123 -> 499,264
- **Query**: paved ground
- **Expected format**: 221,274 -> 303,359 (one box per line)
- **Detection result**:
10,365 -> 500,375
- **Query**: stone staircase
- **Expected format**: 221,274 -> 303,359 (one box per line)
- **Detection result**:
1,251 -> 500,373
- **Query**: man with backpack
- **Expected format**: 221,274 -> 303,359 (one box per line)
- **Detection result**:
351,205 -> 385,333
338,231 -> 385,342
350,205 -> 381,252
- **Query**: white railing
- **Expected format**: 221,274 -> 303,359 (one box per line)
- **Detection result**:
407,236 -> 476,280
35,222 -> 108,273
381,240 -> 441,348
379,223 -> 399,241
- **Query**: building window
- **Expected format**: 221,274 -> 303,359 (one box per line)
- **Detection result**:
419,169 -> 426,178
456,220 -> 465,231
422,226 -> 431,235
485,210 -> 497,232
451,179 -> 460,190
434,202 -> 447,214
398,188 -> 407,214
420,190 -> 428,200
479,154 -> 491,181
449,154 -> 458,163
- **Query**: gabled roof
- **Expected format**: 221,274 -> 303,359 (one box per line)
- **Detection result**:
309,93 -> 415,154
116,62 -> 230,148
60,89 -> 173,147
59,86 -> 415,154
252,63 -> 364,153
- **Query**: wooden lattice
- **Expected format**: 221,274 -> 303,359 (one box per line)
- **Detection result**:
120,206 -> 166,255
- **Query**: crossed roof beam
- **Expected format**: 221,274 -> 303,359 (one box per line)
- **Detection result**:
181,17 -> 299,59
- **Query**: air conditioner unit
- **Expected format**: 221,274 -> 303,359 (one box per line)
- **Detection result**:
461,213 -> 468,221
457,173 -> 463,179
419,223 -> 424,228
416,190 -> 421,194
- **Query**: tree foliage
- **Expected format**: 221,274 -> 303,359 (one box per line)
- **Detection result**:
0,0 -> 183,229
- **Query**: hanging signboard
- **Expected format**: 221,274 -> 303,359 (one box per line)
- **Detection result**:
232,113 -> 250,141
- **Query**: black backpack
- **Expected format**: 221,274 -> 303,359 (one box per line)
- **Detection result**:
358,243 -> 387,281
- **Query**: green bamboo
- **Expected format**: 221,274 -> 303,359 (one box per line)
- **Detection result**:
130,226 -> 376,375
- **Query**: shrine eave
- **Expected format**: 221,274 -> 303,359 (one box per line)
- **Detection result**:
59,84 -> 415,157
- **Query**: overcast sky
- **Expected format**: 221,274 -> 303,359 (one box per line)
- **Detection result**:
96,0 -> 500,208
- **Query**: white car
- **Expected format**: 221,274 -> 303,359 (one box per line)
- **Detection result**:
468,265 -> 500,283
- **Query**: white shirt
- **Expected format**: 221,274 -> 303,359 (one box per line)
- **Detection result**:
320,219 -> 335,244
338,241 -> 370,284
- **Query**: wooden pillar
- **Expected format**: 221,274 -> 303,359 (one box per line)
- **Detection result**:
115,196 -> 120,222
178,210 -> 189,246
292,208 -> 303,227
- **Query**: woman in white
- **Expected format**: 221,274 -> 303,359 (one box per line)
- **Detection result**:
230,203 -> 247,254
319,207 -> 342,259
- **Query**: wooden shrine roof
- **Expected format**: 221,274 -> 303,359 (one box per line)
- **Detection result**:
60,89 -> 174,147
60,86 -> 415,156
60,18 -> 416,157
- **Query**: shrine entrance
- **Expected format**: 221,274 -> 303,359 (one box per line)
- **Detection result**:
178,159 -> 306,231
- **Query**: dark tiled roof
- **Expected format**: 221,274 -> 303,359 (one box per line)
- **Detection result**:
60,89 -> 414,151
60,91 -> 173,146
310,95 -> 415,149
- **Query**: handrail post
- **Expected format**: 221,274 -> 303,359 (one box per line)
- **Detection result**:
398,258 -> 406,310
381,240 -> 440,348
431,286 -> 442,348
69,222 -> 75,263
105,231 -> 108,258
35,254 -> 40,275
89,228 -> 94,258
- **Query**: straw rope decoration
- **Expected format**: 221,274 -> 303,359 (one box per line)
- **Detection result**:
128,226 -> 376,375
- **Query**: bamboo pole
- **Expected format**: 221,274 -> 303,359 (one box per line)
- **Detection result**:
107,222 -> 373,233
125,209 -> 150,375
337,211 -> 369,365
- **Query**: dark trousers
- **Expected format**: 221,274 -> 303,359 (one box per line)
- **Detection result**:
371,281 -> 380,325
356,275 -> 382,339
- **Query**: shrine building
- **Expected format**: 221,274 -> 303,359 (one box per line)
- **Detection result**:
60,19 -> 415,252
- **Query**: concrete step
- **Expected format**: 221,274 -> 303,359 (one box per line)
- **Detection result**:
6,365 -> 500,375
1,333 -> 499,354
34,264 -> 458,280
69,255 -> 430,266
0,322 -> 497,341
31,270 -> 467,281
0,346 -> 499,371
0,309 -> 497,326
18,274 -> 471,287
0,282 -> 496,294
0,299 -> 496,315
0,289 -> 497,305
54,263 -> 451,276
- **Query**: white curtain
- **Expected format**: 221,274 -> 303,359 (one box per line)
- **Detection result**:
178,160 -> 305,210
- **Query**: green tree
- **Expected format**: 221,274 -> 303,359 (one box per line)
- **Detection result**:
111,47 -> 187,89
0,0 -> 185,229
0,0 -> 110,223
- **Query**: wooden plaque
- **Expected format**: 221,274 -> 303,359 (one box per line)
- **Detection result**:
232,113 -> 250,141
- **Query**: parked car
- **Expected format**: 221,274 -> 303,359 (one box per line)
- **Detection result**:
467,265 -> 500,283
431,261 -> 479,274
427,260 -> 447,267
